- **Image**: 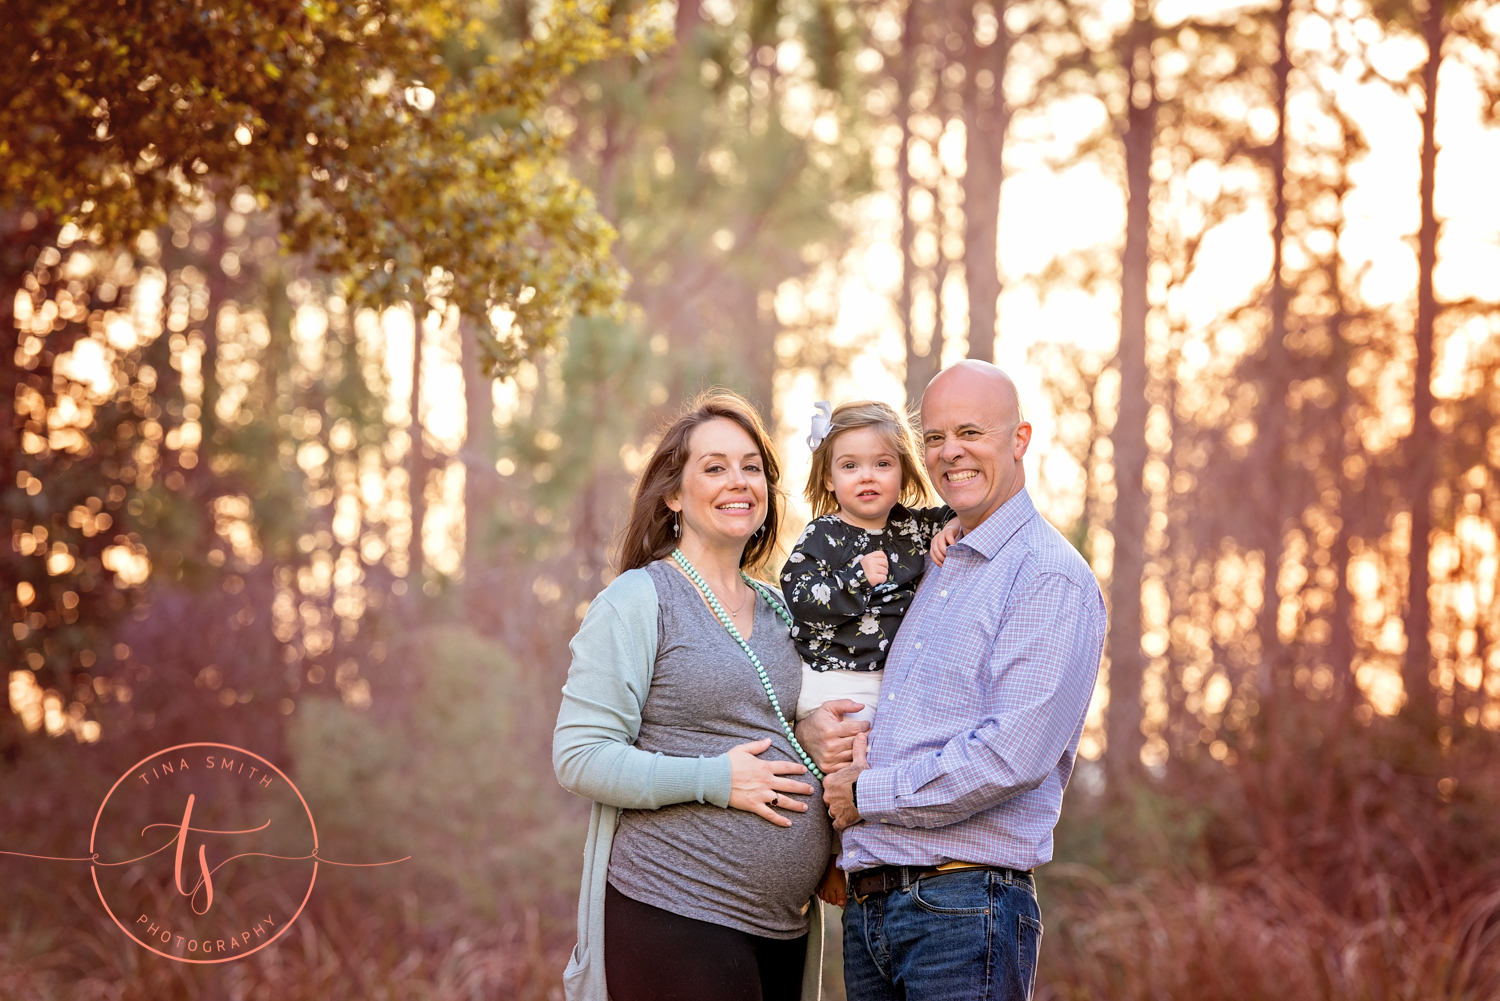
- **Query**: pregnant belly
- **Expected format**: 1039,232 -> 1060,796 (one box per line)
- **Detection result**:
609,792 -> 832,936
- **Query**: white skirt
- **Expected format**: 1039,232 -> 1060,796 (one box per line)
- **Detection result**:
795,664 -> 883,724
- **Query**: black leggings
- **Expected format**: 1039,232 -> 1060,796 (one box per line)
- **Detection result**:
604,882 -> 808,1001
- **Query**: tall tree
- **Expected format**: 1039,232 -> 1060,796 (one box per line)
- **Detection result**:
408,303 -> 429,584
1364,0 -> 1500,731
1105,1 -> 1159,784
1400,0 -> 1445,730
459,315 -> 499,573
961,0 -> 1012,365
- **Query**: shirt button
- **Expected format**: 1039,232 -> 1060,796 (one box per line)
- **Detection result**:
940,590 -> 948,597
914,641 -> 922,649
887,693 -> 894,701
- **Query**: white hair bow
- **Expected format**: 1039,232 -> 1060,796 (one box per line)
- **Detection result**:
807,401 -> 833,451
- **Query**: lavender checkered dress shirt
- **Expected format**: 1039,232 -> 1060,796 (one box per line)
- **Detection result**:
841,487 -> 1107,873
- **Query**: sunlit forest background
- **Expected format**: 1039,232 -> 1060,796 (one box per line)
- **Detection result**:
4,0 -> 1500,997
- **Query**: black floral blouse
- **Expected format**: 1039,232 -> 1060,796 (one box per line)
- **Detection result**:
782,504 -> 954,673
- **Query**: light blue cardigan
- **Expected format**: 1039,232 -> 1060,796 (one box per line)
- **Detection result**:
552,567 -> 824,1001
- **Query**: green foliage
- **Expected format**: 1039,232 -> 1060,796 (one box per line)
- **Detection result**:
562,0 -> 874,406
3,0 -> 669,367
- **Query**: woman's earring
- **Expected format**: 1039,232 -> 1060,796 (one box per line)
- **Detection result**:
672,512 -> 680,537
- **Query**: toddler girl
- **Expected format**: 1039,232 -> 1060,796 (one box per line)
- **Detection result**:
785,400 -> 957,726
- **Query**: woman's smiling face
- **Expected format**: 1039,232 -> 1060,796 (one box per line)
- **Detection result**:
668,418 -> 769,551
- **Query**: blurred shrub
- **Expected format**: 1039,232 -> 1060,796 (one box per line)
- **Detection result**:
288,627 -> 586,928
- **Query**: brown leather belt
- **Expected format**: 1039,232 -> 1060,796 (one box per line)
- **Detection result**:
847,861 -> 1033,903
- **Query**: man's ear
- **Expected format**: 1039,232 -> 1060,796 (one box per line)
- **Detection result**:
1013,422 -> 1033,459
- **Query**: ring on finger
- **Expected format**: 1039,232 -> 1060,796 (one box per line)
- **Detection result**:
770,794 -> 780,808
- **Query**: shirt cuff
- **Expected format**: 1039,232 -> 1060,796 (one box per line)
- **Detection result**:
853,766 -> 900,825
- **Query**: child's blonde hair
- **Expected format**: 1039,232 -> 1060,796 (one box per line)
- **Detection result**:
804,401 -> 933,518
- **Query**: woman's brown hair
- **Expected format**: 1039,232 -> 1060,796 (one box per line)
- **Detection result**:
615,389 -> 784,574
804,400 -> 932,518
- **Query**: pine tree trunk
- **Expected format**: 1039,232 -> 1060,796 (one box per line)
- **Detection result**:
898,1 -> 925,408
1316,181 -> 1356,841
459,315 -> 497,574
1404,3 -> 1444,729
1105,16 -> 1155,788
961,1 -> 1009,364
408,302 -> 428,584
1245,0 -> 1296,852
1253,0 -> 1293,705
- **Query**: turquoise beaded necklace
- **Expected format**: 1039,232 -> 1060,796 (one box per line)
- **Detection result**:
670,548 -> 825,782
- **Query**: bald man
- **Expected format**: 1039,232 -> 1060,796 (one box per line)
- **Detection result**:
798,361 -> 1107,1001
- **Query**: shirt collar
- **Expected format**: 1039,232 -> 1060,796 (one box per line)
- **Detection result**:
953,487 -> 1037,560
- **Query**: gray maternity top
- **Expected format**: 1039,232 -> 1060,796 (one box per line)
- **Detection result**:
607,560 -> 831,939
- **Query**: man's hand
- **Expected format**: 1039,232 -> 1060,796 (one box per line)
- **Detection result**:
860,550 -> 890,586
929,520 -> 961,566
795,700 -> 871,774
824,732 -> 869,831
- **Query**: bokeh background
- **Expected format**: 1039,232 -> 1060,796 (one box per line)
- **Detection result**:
4,0 -> 1500,997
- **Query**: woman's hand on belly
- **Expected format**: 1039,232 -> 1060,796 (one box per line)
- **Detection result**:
727,738 -> 814,828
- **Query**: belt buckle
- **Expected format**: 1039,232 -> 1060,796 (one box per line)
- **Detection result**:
848,866 -> 894,905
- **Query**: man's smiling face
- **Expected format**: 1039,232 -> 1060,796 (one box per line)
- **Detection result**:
921,362 -> 1032,531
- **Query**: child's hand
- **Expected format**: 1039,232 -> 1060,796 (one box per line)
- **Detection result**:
930,520 -> 961,566
860,551 -> 890,586
816,855 -> 847,907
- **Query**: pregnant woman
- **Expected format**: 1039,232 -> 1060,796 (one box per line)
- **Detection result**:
554,390 -> 831,1001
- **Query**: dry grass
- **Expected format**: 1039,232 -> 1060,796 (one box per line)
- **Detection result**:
0,902 -> 572,1001
1035,715 -> 1500,1001
1038,865 -> 1500,1001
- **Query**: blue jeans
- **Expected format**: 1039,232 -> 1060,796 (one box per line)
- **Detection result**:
843,868 -> 1042,1001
